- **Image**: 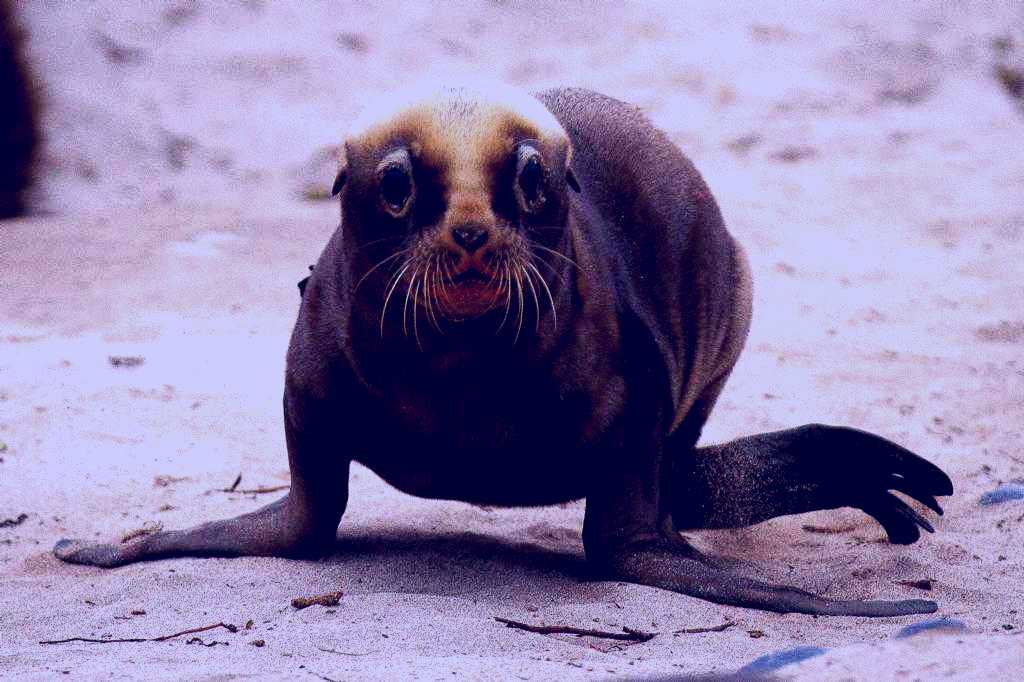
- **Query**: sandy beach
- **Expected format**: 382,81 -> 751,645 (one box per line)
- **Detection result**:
2,2 -> 1023,678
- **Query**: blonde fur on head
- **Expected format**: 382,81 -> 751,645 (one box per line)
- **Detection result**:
345,77 -> 568,146
332,77 -> 575,210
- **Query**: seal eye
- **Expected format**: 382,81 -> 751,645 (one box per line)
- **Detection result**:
380,166 -> 411,212
519,157 -> 542,200
376,148 -> 415,217
515,145 -> 546,213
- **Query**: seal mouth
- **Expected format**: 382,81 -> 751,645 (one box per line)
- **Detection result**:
442,268 -> 502,317
452,269 -> 489,285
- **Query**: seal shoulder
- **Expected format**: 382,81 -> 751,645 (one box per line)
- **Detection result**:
536,87 -> 744,430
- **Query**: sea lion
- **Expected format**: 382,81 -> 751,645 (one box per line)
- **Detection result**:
55,83 -> 953,616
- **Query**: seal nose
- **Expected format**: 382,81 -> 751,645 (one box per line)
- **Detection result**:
452,225 -> 489,253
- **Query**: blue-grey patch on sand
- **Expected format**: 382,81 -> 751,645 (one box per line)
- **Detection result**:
896,617 -> 967,638
979,481 -> 1024,506
739,646 -> 827,674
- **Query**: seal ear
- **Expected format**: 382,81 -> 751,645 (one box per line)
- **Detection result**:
566,167 -> 581,193
331,144 -> 349,196
331,167 -> 347,196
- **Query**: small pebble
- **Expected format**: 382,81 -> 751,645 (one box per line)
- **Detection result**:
979,482 -> 1024,506
108,355 -> 145,368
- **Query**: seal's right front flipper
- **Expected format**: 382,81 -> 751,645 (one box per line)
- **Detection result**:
603,537 -> 938,617
55,389 -> 352,568
672,424 -> 953,543
54,490 -> 343,567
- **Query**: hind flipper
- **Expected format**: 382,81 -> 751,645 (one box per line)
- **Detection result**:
673,424 -> 952,543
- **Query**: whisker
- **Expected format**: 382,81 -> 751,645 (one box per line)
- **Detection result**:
529,241 -> 579,271
442,253 -> 458,307
528,250 -> 569,289
421,258 -> 433,329
497,259 -> 513,334
425,256 -> 444,333
412,276 -> 423,350
355,234 -> 406,253
380,260 -> 414,336
525,260 -> 557,330
485,260 -> 502,287
356,248 -> 412,292
521,262 -> 541,334
433,259 -> 446,324
482,254 -> 504,309
442,252 -> 456,287
513,266 -> 525,344
402,264 -> 421,338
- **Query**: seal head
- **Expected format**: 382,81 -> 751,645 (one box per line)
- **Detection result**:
334,83 -> 579,336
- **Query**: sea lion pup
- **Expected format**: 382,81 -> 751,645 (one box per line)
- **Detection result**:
55,82 -> 953,616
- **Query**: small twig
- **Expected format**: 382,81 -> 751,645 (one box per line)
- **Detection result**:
895,578 -> 934,591
218,484 -> 289,495
674,620 -> 736,635
153,475 -> 188,488
151,622 -> 238,641
1,513 -> 28,528
317,645 -> 377,656
227,474 -> 242,492
292,591 -> 343,609
40,621 -> 238,645
494,617 -> 656,642
186,637 -> 227,647
41,636 -> 149,644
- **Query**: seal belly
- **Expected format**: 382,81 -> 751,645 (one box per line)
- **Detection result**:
357,440 -> 589,506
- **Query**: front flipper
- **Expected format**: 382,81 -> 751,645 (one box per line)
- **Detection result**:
54,387 -> 350,568
53,494 -> 339,567
603,535 -> 938,616
672,424 -> 953,544
584,411 -> 944,615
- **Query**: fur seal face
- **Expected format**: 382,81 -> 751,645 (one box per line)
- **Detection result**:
334,84 -> 579,339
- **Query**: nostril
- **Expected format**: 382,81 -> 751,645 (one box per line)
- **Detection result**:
452,226 -> 489,253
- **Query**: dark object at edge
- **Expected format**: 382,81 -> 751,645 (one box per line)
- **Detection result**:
0,0 -> 40,219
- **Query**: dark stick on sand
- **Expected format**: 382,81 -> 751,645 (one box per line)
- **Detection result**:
494,617 -> 656,642
40,621 -> 238,645
218,484 -> 290,495
674,620 -> 736,634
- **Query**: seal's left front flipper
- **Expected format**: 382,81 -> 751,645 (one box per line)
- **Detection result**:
599,536 -> 938,616
583,419 -> 952,616
672,424 -> 953,544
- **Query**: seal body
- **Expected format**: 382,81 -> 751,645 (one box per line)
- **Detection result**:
310,87 -> 749,509
55,83 -> 952,617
